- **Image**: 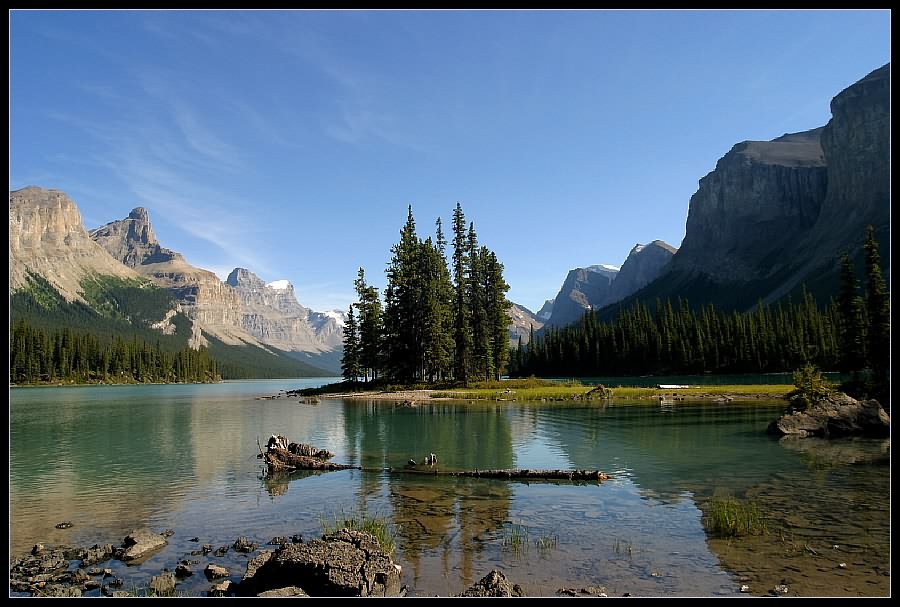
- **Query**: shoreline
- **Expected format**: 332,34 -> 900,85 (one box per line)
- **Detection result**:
291,387 -> 791,403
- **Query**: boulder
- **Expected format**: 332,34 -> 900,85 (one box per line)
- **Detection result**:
457,570 -> 525,597
80,543 -> 115,567
233,536 -> 258,553
205,564 -> 229,580
258,586 -> 309,597
767,392 -> 889,438
209,580 -> 234,597
238,529 -> 402,597
122,529 -> 167,561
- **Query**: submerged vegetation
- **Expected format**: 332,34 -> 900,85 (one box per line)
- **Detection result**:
500,522 -> 559,557
702,491 -> 768,538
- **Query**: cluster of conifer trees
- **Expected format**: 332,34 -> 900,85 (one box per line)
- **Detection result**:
341,203 -> 511,384
509,226 -> 889,380
10,321 -> 220,384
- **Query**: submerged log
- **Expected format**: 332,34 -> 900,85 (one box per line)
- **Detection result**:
260,438 -> 609,482
447,468 -> 609,481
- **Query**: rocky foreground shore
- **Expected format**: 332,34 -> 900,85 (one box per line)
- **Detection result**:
10,528 -> 577,597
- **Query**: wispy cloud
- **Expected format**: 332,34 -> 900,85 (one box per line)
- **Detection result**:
208,14 -> 427,151
42,82 -> 270,276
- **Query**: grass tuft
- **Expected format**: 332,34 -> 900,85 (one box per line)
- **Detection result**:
703,490 -> 768,538
320,508 -> 399,555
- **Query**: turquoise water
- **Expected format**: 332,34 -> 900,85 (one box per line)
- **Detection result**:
9,379 -> 889,597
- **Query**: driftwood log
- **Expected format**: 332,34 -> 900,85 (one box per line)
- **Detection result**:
397,466 -> 608,481
260,439 -> 609,482
447,468 -> 609,481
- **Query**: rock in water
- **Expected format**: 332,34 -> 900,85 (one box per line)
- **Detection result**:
767,392 -> 889,438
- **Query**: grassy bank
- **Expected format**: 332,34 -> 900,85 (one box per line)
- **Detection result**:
300,378 -> 792,402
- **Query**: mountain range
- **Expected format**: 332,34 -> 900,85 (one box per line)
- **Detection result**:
533,62 -> 889,329
9,63 -> 889,376
10,189 -> 344,375
593,63 -> 890,320
541,240 -> 678,329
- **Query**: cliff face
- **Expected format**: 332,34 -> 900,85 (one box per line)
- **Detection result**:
607,240 -> 677,303
90,208 -> 251,347
671,128 -> 828,282
769,63 -> 891,299
600,63 -> 889,316
817,64 -> 890,229
9,186 -> 139,301
226,268 -> 342,353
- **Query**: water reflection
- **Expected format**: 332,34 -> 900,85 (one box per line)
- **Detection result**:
10,385 -> 889,597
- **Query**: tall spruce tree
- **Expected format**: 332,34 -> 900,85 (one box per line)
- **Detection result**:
421,222 -> 455,382
863,225 -> 889,380
341,304 -> 361,383
384,206 -> 423,382
451,203 -> 471,382
483,249 -> 511,380
467,227 -> 491,379
354,268 -> 383,383
837,253 -> 867,375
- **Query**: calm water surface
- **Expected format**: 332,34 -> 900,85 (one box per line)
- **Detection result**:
9,379 -> 890,597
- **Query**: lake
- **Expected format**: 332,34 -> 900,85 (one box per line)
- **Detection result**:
9,379 -> 890,597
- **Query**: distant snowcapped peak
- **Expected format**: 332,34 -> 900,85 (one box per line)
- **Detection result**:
599,264 -> 620,271
267,279 -> 290,290
323,310 -> 345,326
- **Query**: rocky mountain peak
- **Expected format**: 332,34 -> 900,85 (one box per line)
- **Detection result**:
607,239 -> 677,303
544,265 -> 618,328
226,266 -> 345,354
128,207 -> 150,221
226,267 -> 266,289
536,298 -> 555,321
90,207 -> 180,268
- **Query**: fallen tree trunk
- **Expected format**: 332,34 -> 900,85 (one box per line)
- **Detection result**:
447,468 -> 609,481
260,440 -> 609,482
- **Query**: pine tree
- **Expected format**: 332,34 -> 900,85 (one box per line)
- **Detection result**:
483,249 -> 511,380
354,268 -> 383,383
468,229 -> 491,380
341,304 -> 361,383
421,221 -> 455,382
863,225 -> 889,380
451,203 -> 471,382
384,206 -> 423,382
837,253 -> 867,375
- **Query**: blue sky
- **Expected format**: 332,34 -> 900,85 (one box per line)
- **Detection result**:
9,10 -> 891,314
